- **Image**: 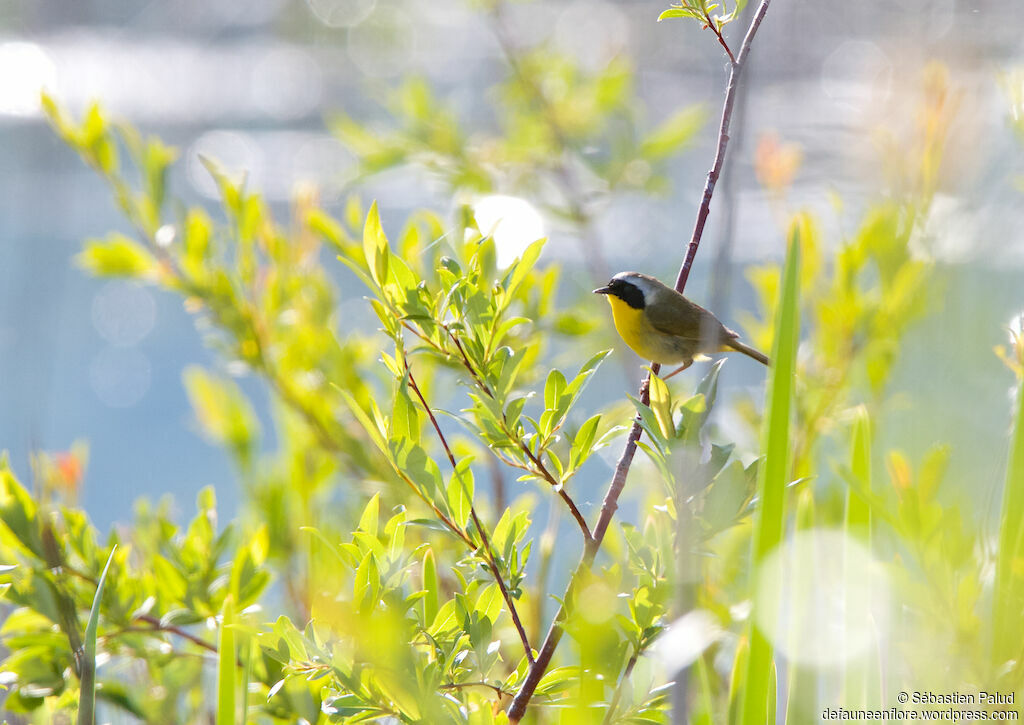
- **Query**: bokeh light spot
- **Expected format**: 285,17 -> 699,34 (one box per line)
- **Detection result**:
91,281 -> 157,347
754,528 -> 890,668
0,42 -> 57,117
577,580 -> 617,624
306,0 -> 376,28
650,610 -> 722,676
821,40 -> 892,115
472,195 -> 545,268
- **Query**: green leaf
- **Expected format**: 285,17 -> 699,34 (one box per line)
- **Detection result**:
568,349 -> 613,396
740,216 -> 801,725
702,459 -> 756,533
363,201 -> 390,288
569,414 -> 602,471
421,548 -> 439,626
446,462 -> 474,530
183,367 -> 260,464
358,493 -> 381,538
339,391 -> 389,455
641,106 -> 707,160
994,360 -> 1024,664
142,137 -> 178,210
543,369 -> 567,416
535,665 -> 578,695
306,207 -> 347,250
648,374 -> 674,440
353,551 -> 381,612
78,546 -> 116,725
695,358 -> 726,409
216,595 -> 237,725
0,465 -> 43,558
629,394 -> 668,450
503,238 -> 545,298
657,7 -> 703,21
77,234 -> 157,278
845,406 -> 872,539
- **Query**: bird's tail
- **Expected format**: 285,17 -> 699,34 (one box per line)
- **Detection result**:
726,338 -> 769,366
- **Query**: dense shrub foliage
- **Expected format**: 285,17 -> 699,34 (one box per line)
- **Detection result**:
3,2 -> 1024,723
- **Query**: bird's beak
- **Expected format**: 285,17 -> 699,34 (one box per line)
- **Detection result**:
593,286 -> 612,295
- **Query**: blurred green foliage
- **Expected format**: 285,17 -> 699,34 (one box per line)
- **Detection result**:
330,0 -> 707,282
2,6 -> 1024,725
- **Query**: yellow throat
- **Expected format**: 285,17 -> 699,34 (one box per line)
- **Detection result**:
604,295 -> 654,359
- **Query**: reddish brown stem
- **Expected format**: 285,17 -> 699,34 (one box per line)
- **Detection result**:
506,1 -> 774,720
505,377 -> 655,722
406,369 -> 535,664
445,327 -> 594,542
674,0 -> 772,294
704,12 -> 736,64
518,444 -> 593,543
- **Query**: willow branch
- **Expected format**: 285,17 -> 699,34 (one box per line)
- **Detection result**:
516,444 -> 593,543
674,0 -> 772,294
506,2 -> 774,720
445,328 -> 594,542
406,368 -> 535,664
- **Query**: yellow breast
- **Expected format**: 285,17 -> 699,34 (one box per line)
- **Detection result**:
605,296 -> 690,365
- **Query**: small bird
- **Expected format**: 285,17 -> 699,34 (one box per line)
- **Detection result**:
593,271 -> 769,378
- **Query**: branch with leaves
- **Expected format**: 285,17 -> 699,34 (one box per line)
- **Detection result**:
405,367 -> 534,663
507,1 -> 774,719
344,205 -> 616,545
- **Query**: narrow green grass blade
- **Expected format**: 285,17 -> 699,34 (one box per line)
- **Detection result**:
727,636 -> 749,725
238,637 -> 252,725
784,489 -> 816,723
694,654 -> 715,725
843,406 -> 872,707
846,406 -> 872,540
217,594 -> 237,725
78,545 -> 117,725
739,222 -> 801,725
994,372 -> 1024,665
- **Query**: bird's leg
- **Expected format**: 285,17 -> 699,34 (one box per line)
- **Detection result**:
661,360 -> 693,381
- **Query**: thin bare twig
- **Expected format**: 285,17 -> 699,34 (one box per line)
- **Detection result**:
439,681 -> 514,699
506,3 -> 774,720
133,614 -> 219,654
602,645 -> 642,725
406,369 -> 535,665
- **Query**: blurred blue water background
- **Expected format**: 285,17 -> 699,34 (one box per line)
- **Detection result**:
1,0 -> 1023,529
